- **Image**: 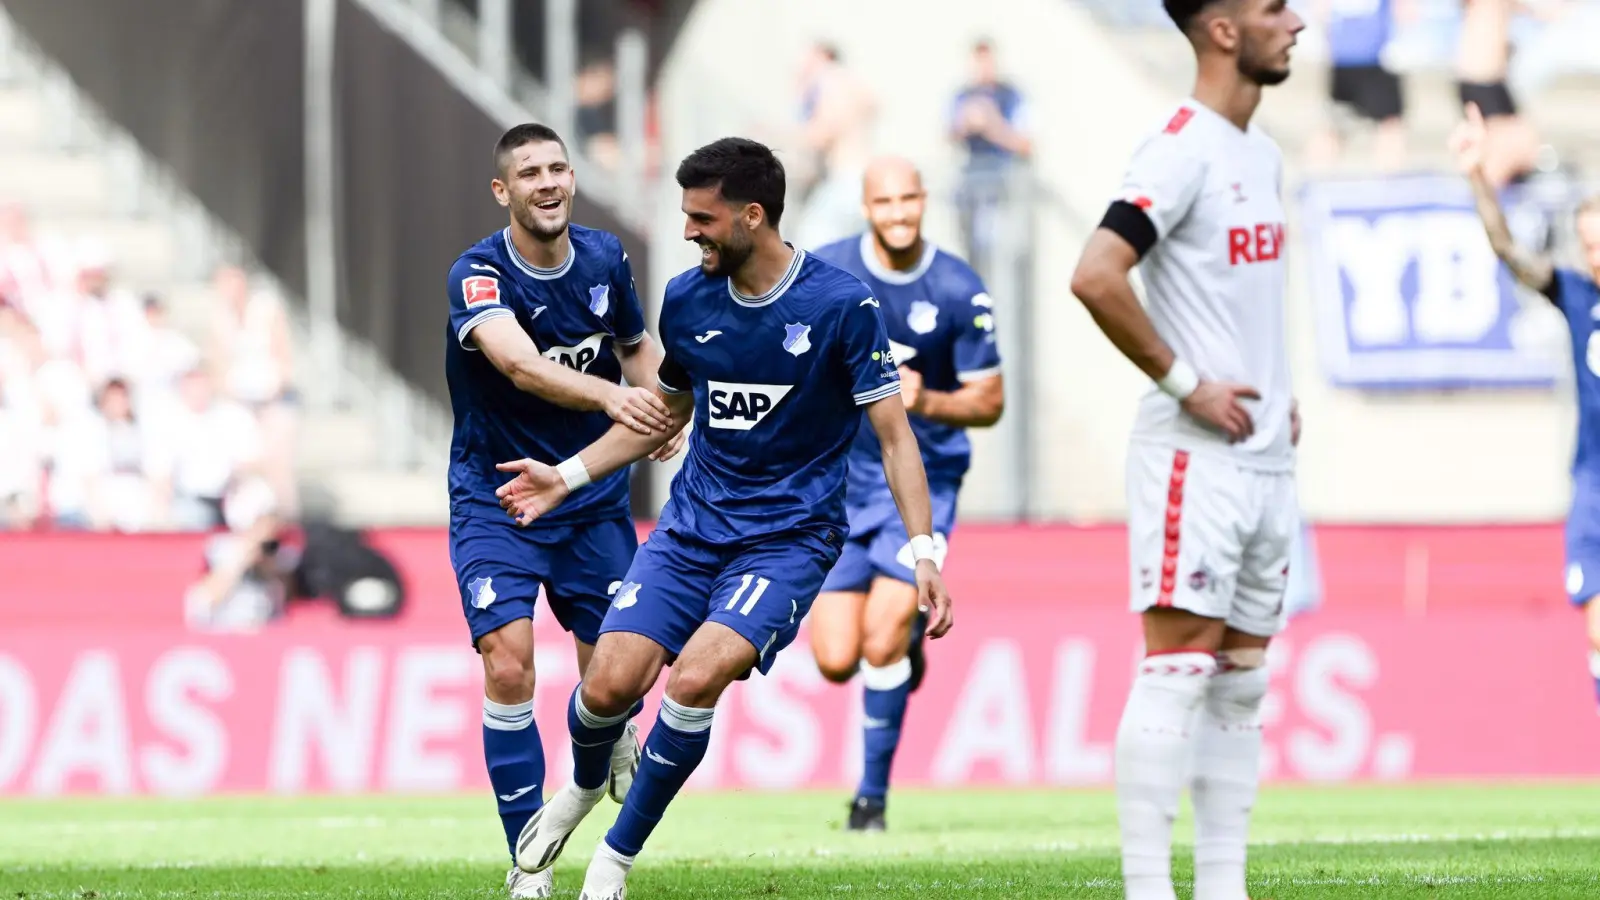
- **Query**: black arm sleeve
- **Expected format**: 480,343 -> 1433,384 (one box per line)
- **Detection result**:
1099,200 -> 1159,260
657,351 -> 690,394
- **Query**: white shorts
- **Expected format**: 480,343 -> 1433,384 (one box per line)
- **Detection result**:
1126,442 -> 1300,637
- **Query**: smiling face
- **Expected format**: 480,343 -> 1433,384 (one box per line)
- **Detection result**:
681,183 -> 759,278
493,139 -> 575,241
862,159 -> 926,255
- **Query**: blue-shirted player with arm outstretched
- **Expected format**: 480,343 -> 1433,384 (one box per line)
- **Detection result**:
444,123 -> 686,900
494,137 -> 955,900
808,155 -> 1004,832
1456,102 -> 1600,711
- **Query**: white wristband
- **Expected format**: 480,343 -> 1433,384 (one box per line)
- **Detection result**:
909,533 -> 938,568
1157,359 -> 1200,400
555,457 -> 591,492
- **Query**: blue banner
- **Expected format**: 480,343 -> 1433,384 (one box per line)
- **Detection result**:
1299,173 -> 1563,389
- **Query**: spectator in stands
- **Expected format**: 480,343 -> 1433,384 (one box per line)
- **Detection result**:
50,377 -> 170,533
207,264 -> 298,518
63,238 -> 145,391
576,58 -> 622,172
0,203 -> 56,314
1306,0 -> 1412,172
125,294 -> 200,412
163,366 -> 264,531
789,42 -> 877,250
0,345 -> 44,531
1456,0 -> 1545,187
948,39 -> 1034,269
184,475 -> 289,632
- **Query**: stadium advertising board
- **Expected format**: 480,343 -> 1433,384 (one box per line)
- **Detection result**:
0,526 -> 1593,796
1299,174 -> 1565,390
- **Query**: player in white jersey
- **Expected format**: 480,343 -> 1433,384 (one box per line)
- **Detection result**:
1069,2 -> 1304,900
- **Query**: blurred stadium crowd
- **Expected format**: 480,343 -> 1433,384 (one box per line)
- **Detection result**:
0,204 -> 298,533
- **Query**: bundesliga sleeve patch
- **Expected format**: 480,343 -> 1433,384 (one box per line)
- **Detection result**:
462,275 -> 501,308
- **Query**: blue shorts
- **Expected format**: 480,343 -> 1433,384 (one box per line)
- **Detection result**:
820,484 -> 959,594
599,525 -> 844,676
450,514 -> 638,648
1565,522 -> 1600,608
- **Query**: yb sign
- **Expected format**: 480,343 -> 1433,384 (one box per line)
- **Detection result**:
1300,174 -> 1561,389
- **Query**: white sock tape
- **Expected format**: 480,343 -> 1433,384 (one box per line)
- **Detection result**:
555,456 -> 591,491
1158,358 -> 1200,400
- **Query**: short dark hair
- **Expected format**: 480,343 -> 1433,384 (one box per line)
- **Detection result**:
494,123 -> 567,175
1164,0 -> 1223,32
675,138 -> 787,228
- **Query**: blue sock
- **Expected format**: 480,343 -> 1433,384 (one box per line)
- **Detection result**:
604,697 -> 714,857
567,685 -> 632,791
482,697 -> 544,860
857,657 -> 912,803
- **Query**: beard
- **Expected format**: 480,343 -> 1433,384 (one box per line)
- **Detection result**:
1237,41 -> 1291,86
702,225 -> 754,277
513,197 -> 570,241
873,224 -> 919,254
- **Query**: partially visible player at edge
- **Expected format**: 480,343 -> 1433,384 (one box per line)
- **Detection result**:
443,123 -> 686,900
494,137 -> 954,900
808,155 -> 1003,832
1069,2 -> 1304,899
1451,101 -> 1600,713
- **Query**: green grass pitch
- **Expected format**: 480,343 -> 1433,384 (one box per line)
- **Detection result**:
4,783 -> 1599,898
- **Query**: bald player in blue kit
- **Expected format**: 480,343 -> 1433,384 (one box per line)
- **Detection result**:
493,137 -> 955,900
809,155 -> 1004,832
444,123 -> 686,899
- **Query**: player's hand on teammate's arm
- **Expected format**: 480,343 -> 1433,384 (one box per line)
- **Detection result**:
1449,102 -> 1487,176
896,366 -> 923,413
648,425 -> 689,462
493,458 -> 570,527
1180,380 -> 1260,443
605,384 -> 673,436
916,561 -> 954,639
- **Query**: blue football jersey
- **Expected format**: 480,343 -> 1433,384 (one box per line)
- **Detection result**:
1554,268 -> 1600,478
811,233 -> 1001,493
654,249 -> 900,544
445,224 -> 648,526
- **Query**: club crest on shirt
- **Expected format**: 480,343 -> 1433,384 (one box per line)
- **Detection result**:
783,322 -> 812,356
588,283 -> 610,317
907,300 -> 939,335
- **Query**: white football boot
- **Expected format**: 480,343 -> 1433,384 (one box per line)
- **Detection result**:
515,783 -> 605,874
505,866 -> 553,899
608,720 -> 641,803
577,840 -> 634,900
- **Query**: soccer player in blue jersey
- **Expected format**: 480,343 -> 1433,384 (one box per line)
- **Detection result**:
494,137 -> 954,899
1456,102 -> 1600,711
807,156 -> 1004,832
445,123 -> 686,899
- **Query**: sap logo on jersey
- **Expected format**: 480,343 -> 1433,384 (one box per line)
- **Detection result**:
543,333 -> 606,372
1228,223 -> 1285,265
707,381 -> 792,430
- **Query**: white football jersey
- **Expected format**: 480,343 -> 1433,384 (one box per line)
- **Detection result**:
1118,100 -> 1295,471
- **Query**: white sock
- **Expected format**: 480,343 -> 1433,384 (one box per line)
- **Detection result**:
1191,664 -> 1269,900
1116,651 -> 1217,900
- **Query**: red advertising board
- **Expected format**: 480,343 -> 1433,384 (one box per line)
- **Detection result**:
0,525 -> 1593,796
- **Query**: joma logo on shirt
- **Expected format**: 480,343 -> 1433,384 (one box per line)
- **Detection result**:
707,381 -> 793,431
542,333 -> 606,372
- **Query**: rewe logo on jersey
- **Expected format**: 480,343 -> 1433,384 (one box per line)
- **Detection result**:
542,333 -> 606,372
707,381 -> 792,431
1227,223 -> 1285,265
